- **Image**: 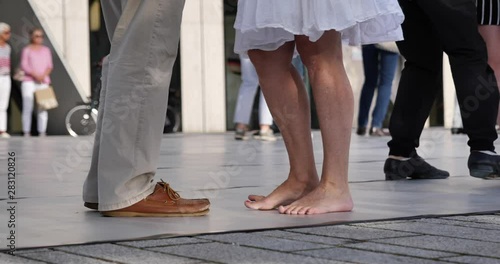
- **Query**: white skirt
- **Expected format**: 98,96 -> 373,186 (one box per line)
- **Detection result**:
234,0 -> 405,54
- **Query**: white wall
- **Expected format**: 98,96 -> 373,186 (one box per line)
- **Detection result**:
181,0 -> 226,132
28,0 -> 90,99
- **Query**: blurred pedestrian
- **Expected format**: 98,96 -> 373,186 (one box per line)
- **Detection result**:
20,28 -> 53,137
0,22 -> 11,138
356,44 -> 399,137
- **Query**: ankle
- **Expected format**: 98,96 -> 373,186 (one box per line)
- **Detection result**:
388,155 -> 411,161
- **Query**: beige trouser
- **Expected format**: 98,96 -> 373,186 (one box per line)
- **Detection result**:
83,0 -> 185,211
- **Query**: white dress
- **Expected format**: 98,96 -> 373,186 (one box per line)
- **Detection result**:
234,0 -> 405,54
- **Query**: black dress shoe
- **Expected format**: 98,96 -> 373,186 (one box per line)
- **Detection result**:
384,155 -> 450,180
356,127 -> 367,136
468,151 -> 500,179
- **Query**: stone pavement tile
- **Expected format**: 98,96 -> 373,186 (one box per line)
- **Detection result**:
376,235 -> 500,258
441,255 -> 500,264
447,215 -> 500,225
345,242 -> 457,259
152,242 -> 342,264
0,253 -> 45,264
287,225 -> 417,240
57,244 -> 199,264
18,250 -> 108,264
296,247 -> 448,264
365,221 -> 500,242
118,237 -> 208,248
252,231 -> 350,246
198,233 -> 331,252
415,218 -> 500,230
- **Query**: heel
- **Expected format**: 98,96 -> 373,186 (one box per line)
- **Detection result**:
469,165 -> 496,179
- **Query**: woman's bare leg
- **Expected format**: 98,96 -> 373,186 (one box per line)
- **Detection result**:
245,42 -> 319,210
479,25 -> 500,126
279,31 -> 354,215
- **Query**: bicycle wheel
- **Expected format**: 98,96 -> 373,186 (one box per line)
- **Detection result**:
65,105 -> 98,137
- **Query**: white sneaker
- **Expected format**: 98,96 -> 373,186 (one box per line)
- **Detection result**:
0,132 -> 11,138
254,129 -> 277,141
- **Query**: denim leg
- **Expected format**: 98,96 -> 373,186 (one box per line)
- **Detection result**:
371,50 -> 399,128
357,44 -> 379,128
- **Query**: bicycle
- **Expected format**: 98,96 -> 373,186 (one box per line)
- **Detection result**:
66,62 -> 182,137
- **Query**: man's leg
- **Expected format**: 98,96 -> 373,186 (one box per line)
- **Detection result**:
418,0 -> 500,179
418,0 -> 498,152
385,0 -> 449,180
83,0 -> 127,206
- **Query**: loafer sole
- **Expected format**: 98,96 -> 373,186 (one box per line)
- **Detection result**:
100,208 -> 210,217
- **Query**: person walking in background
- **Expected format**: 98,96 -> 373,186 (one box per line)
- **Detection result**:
385,0 -> 499,181
0,22 -> 11,138
83,0 -> 210,217
235,0 -> 404,214
20,28 -> 53,137
234,55 -> 276,141
356,44 -> 399,137
477,0 -> 500,127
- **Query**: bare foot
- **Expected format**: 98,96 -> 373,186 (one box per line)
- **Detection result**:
278,182 -> 353,215
245,177 -> 318,210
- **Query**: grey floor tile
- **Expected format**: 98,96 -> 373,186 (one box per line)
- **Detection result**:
152,242 -> 341,264
18,250 -> 109,264
345,242 -> 457,259
296,247 -> 448,264
366,221 -> 500,242
0,253 -> 45,264
441,255 -> 500,264
57,244 -> 199,264
117,237 -> 208,248
287,225 -> 417,240
376,235 -> 500,258
198,233 -> 331,252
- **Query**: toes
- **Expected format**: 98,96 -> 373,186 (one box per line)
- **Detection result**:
248,195 -> 265,202
285,205 -> 299,215
297,206 -> 311,215
278,205 -> 288,214
244,199 -> 274,210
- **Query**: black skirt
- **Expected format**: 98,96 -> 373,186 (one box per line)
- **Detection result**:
477,0 -> 500,25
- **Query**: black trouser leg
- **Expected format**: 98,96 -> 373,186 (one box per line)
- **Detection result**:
417,0 -> 498,152
388,0 -> 444,157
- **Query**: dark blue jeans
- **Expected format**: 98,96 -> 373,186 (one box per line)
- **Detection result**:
357,44 -> 399,129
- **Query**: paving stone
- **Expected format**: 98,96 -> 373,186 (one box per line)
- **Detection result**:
152,242 -> 341,264
345,242 -> 457,259
57,244 -> 199,264
296,247 -> 448,264
441,255 -> 500,264
447,215 -> 500,225
118,237 -> 208,248
376,235 -> 500,258
287,225 -> 417,240
367,221 -> 500,242
18,250 -> 108,264
415,218 -> 500,230
198,233 -> 331,252
0,253 -> 45,264
252,231 -> 350,246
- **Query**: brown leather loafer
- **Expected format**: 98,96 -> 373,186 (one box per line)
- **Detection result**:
100,180 -> 210,217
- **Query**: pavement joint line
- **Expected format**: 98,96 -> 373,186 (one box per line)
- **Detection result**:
414,218 -> 500,231
362,223 -> 500,244
53,247 -> 127,264
107,243 -> 207,263
2,252 -> 53,264
368,236 -> 500,259
336,243 -> 460,262
144,246 -> 226,264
